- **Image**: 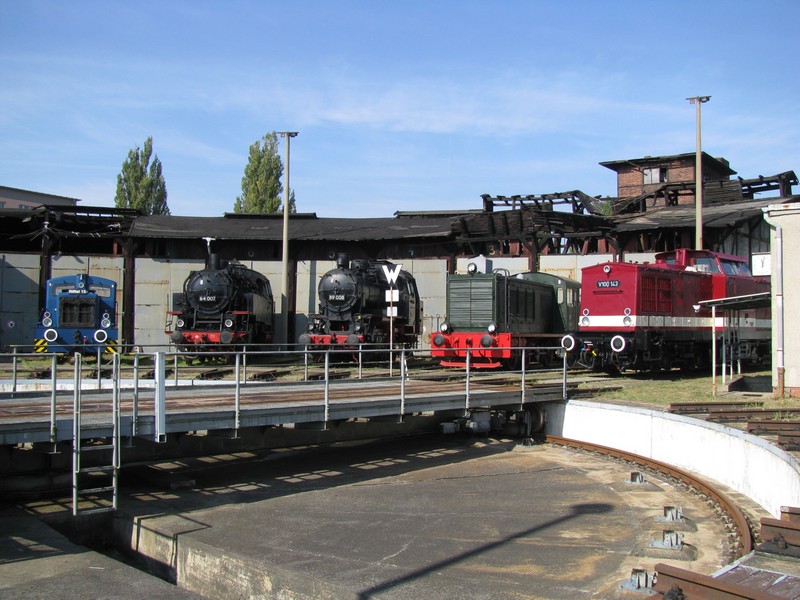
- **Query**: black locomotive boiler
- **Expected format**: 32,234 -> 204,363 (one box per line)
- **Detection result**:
168,255 -> 274,353
299,255 -> 421,349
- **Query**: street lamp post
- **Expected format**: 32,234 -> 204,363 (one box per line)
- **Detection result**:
278,131 -> 298,348
686,96 -> 710,250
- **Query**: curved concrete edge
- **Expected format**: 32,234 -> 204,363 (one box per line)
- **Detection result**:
544,400 -> 800,518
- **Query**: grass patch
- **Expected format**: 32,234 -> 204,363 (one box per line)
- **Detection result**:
585,370 -> 777,407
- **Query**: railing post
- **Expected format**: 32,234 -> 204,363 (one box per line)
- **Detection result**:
562,345 -> 569,401
323,351 -> 330,426
11,346 -> 17,396
465,349 -> 471,412
72,353 -> 82,516
358,344 -> 363,379
50,353 -> 57,445
132,353 -> 140,437
154,352 -> 166,443
242,345 -> 248,384
520,348 -> 527,409
96,347 -> 102,389
234,352 -> 241,435
399,348 -> 406,421
112,352 -> 121,510
174,353 -> 179,386
304,346 -> 309,381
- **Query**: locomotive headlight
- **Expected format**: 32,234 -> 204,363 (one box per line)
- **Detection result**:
176,318 -> 185,328
42,317 -> 53,327
440,322 -> 450,333
603,265 -> 612,274
101,318 -> 111,328
354,322 -> 363,333
581,316 -> 590,327
487,322 -> 497,334
224,318 -> 234,329
307,322 -> 315,332
623,316 -> 632,327
94,329 -> 108,343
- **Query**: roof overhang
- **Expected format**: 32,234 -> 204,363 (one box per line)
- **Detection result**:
697,292 -> 772,311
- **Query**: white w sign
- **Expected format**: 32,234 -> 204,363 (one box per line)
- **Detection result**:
382,263 -> 403,286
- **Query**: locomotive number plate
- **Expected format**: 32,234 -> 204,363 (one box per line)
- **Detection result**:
200,295 -> 217,302
596,280 -> 620,288
328,294 -> 345,301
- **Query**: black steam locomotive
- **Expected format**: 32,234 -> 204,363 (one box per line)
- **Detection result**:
168,255 -> 274,354
299,255 -> 421,349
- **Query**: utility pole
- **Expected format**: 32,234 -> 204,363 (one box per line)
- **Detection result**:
278,131 -> 298,348
686,96 -> 710,250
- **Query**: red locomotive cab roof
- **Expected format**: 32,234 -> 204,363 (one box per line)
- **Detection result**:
654,249 -> 754,277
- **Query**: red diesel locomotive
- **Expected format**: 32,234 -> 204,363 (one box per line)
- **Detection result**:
578,249 -> 770,372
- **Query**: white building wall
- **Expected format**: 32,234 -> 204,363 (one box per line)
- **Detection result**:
764,204 -> 800,396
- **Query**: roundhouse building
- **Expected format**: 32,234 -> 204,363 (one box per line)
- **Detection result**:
0,151 -> 797,393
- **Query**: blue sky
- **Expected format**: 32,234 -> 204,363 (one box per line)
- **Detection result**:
1,1 -> 798,218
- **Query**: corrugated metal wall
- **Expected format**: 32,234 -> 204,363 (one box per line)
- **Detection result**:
0,253 -> 40,350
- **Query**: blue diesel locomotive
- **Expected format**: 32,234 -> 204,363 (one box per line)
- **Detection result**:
34,273 -> 119,354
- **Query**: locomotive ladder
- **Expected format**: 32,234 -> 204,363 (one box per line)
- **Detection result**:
71,352 -> 120,516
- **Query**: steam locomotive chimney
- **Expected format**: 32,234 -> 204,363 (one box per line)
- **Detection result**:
336,253 -> 348,268
208,253 -> 220,270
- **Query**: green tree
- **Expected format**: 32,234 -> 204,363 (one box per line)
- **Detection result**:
234,132 -> 296,213
115,136 -> 169,215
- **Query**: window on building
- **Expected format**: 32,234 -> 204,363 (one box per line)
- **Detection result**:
643,167 -> 667,185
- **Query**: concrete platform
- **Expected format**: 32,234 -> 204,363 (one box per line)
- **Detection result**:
0,504 -> 203,599
6,435 -> 738,599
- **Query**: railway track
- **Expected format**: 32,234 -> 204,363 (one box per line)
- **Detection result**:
543,434 -> 754,556
543,434 -> 800,598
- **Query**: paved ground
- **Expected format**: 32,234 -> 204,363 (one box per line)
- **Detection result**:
1,434 -> 736,599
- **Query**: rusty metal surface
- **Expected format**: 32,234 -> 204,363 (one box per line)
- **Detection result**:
654,562 -> 786,599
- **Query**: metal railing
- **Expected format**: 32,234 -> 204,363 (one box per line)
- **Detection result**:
0,343 -> 573,446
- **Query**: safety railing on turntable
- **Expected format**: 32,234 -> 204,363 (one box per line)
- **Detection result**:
0,343 -> 573,430
0,342 -> 573,397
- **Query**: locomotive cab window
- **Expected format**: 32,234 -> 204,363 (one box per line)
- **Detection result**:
692,257 -> 720,274
60,297 -> 97,327
721,260 -> 751,276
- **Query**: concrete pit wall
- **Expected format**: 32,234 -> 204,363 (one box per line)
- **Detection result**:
544,399 -> 800,518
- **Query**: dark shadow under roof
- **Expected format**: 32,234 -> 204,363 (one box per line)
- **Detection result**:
129,213 -> 459,241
